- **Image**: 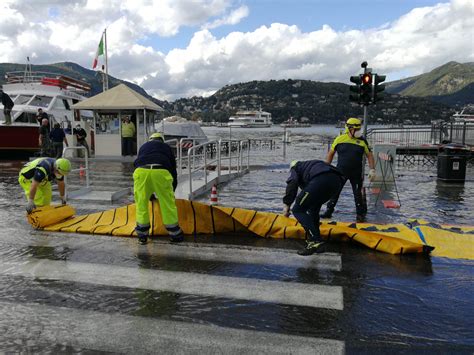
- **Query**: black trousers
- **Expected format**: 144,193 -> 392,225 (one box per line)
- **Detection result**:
122,137 -> 134,156
291,173 -> 343,241
326,175 -> 366,215
52,142 -> 64,158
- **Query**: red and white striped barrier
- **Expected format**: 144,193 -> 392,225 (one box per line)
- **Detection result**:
79,165 -> 86,177
181,142 -> 193,149
210,184 -> 218,205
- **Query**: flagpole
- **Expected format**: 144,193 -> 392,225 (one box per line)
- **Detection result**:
104,28 -> 109,90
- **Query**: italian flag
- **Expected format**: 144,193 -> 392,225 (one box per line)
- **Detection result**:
92,35 -> 104,69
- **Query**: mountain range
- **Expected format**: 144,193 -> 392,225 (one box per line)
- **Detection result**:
1,61 -> 472,124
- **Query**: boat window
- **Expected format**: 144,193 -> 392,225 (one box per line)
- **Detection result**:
52,98 -> 66,110
14,95 -> 33,105
63,99 -> 71,110
14,111 -> 39,124
29,95 -> 53,108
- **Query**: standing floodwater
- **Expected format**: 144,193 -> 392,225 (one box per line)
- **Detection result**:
0,125 -> 473,353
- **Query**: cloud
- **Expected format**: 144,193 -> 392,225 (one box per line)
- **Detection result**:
0,0 -> 472,100
202,5 -> 249,30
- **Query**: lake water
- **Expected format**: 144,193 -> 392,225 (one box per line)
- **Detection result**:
200,125 -> 474,225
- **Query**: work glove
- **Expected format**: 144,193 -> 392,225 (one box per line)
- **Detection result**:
368,169 -> 376,182
60,196 -> 67,205
26,200 -> 36,214
282,205 -> 291,217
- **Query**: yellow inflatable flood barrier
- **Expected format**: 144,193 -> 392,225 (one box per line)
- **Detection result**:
26,200 -> 474,259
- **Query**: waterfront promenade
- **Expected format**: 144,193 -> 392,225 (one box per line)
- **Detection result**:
0,125 -> 472,352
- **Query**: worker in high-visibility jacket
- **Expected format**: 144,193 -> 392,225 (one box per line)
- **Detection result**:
321,117 -> 376,222
121,116 -> 136,156
18,157 -> 71,213
133,132 -> 184,245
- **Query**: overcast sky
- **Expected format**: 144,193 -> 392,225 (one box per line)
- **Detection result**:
0,0 -> 472,100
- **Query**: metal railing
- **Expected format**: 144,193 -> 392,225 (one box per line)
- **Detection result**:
185,139 -> 250,198
431,121 -> 474,146
367,122 -> 474,147
366,126 -> 433,147
6,71 -> 91,92
61,146 -> 89,198
164,138 -> 204,177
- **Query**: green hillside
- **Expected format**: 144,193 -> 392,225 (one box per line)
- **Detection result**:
386,61 -> 474,105
171,79 -> 454,124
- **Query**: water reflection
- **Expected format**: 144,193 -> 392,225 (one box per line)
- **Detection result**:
133,250 -> 182,317
25,245 -> 73,261
335,248 -> 474,348
435,180 -> 465,202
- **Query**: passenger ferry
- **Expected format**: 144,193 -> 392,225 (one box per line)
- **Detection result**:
228,109 -> 272,128
0,68 -> 92,154
452,105 -> 474,122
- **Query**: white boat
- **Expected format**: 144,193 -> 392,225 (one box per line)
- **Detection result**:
228,109 -> 272,128
280,117 -> 311,128
452,105 -> 474,122
157,115 -> 208,147
0,67 -> 92,154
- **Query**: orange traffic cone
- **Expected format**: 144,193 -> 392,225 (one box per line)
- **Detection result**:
210,184 -> 218,205
79,165 -> 85,177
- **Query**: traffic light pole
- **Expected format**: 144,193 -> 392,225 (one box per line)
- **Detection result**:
362,66 -> 371,137
363,105 -> 368,137
361,66 -> 371,201
348,61 -> 385,214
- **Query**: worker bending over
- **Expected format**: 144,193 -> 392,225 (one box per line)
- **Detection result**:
18,158 -> 71,213
133,133 -> 184,245
322,117 -> 376,222
283,159 -> 344,255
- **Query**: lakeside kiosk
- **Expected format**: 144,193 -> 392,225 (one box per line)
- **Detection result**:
72,84 -> 163,157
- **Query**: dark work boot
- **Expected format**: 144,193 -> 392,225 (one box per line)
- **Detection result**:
135,225 -> 150,245
298,240 -> 326,256
356,214 -> 366,223
170,230 -> 184,243
138,234 -> 148,245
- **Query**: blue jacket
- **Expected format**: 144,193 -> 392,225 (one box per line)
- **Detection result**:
283,160 -> 342,205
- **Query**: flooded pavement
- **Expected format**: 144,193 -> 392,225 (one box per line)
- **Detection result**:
0,126 -> 473,353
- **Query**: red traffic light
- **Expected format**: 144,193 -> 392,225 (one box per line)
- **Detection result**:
362,73 -> 372,84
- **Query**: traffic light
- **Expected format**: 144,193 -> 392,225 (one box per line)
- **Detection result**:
349,75 -> 362,103
360,72 -> 372,105
373,74 -> 386,103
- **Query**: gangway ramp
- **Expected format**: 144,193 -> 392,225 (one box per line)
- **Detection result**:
64,139 -> 251,203
174,168 -> 246,200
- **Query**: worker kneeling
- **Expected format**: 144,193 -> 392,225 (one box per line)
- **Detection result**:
133,133 -> 184,245
19,157 -> 71,213
283,160 -> 344,256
